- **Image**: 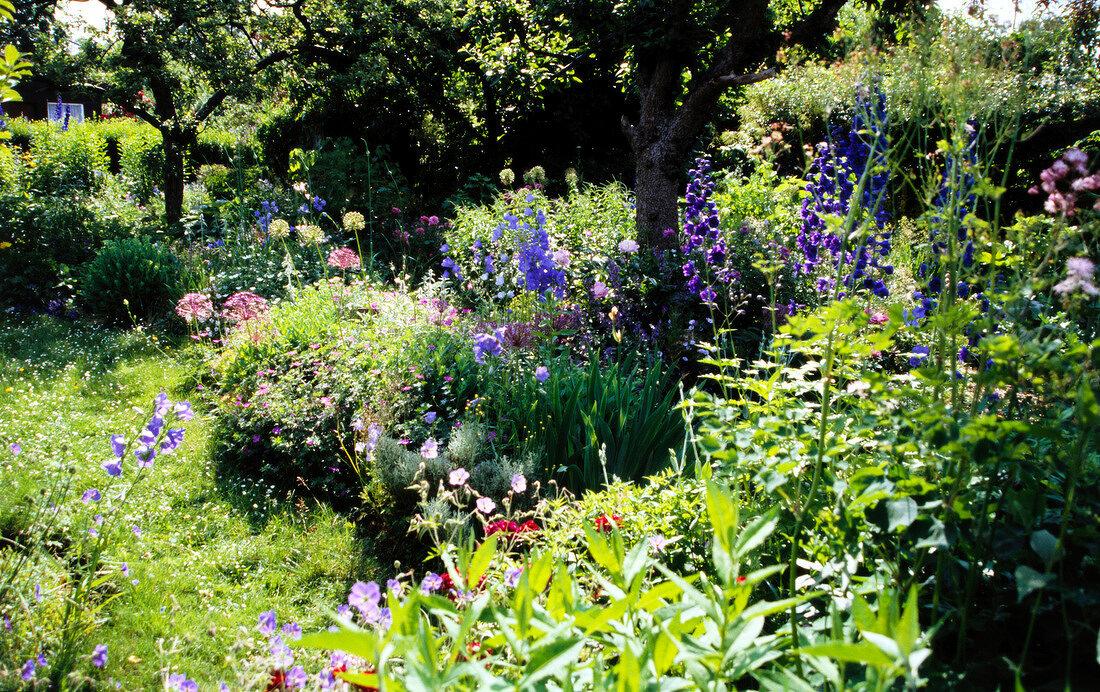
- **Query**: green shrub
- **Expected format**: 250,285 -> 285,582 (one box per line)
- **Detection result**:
80,237 -> 182,323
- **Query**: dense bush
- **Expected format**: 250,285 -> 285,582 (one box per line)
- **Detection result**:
80,237 -> 182,323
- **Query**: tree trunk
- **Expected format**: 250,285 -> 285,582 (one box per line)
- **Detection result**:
161,128 -> 187,229
633,137 -> 683,250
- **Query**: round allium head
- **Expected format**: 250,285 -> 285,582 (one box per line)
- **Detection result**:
297,224 -> 325,245
618,239 -> 639,253
343,211 -> 366,232
222,291 -> 270,324
175,293 -> 213,322
268,219 -> 290,239
327,247 -> 362,270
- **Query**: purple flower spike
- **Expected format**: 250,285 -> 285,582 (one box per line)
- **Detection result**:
91,644 -> 108,668
81,488 -> 101,503
110,434 -> 126,458
160,428 -> 185,454
21,659 -> 35,681
101,458 -> 122,477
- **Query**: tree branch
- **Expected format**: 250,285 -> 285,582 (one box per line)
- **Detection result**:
713,67 -> 777,87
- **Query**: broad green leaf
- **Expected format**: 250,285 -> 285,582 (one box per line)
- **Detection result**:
521,635 -> 584,685
886,497 -> 919,532
614,642 -> 641,692
706,479 -> 738,554
467,533 -> 498,588
896,587 -> 920,656
734,506 -> 779,560
801,642 -> 895,667
299,628 -> 378,659
862,630 -> 902,660
584,523 -> 621,575
1015,565 -> 1054,602
1029,529 -> 1060,566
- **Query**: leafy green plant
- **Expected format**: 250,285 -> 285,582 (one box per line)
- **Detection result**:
533,353 -> 686,492
80,238 -> 182,323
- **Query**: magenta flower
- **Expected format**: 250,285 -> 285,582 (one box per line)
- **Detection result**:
222,291 -> 270,325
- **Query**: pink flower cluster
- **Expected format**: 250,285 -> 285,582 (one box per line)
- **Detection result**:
1029,148 -> 1100,216
1053,257 -> 1099,298
174,292 -> 213,322
327,247 -> 362,270
222,291 -> 270,324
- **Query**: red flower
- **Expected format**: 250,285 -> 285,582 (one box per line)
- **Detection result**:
518,520 -> 540,533
265,670 -> 285,691
332,665 -> 379,692
736,575 -> 747,584
594,514 -> 624,532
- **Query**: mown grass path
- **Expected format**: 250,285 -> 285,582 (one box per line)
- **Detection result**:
0,316 -> 375,689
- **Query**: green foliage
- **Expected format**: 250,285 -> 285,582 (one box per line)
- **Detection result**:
81,237 -> 182,323
301,478 -> 925,691
532,353 -> 686,492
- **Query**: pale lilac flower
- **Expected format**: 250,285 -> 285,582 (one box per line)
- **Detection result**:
9,442 -> 20,455
21,659 -> 35,681
476,496 -> 496,514
110,434 -> 126,458
449,468 -> 470,486
535,366 -> 550,382
511,474 -> 527,493
173,402 -> 194,421
592,281 -> 609,299
420,439 -> 438,459
132,525 -> 141,537
618,238 -> 639,253
505,567 -> 523,588
81,488 -> 101,503
101,458 -> 122,477
387,578 -> 403,595
647,535 -> 669,552
424,411 -> 437,424
92,644 -> 108,668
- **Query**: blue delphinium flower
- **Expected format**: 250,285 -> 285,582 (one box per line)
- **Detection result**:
798,86 -> 893,299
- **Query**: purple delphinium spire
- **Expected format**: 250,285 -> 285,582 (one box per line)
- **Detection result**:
798,86 -> 893,299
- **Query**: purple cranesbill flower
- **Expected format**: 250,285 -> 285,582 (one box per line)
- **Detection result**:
154,392 -> 171,415
287,665 -> 308,689
147,413 -> 165,437
348,581 -> 381,610
424,411 -> 437,424
110,434 -> 126,458
257,609 -> 277,636
282,621 -> 302,640
387,578 -> 403,595
9,442 -> 20,455
421,572 -> 443,593
269,635 -> 294,668
101,458 -> 122,477
511,474 -> 527,493
81,488 -> 101,503
909,345 -> 930,368
91,644 -> 108,668
535,366 -> 549,382
22,659 -> 35,681
132,525 -> 141,537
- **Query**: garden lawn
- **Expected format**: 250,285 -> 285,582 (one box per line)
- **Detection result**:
0,315 -> 376,689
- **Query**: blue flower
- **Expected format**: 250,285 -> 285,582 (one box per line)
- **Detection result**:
91,644 -> 108,668
257,609 -> 277,636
